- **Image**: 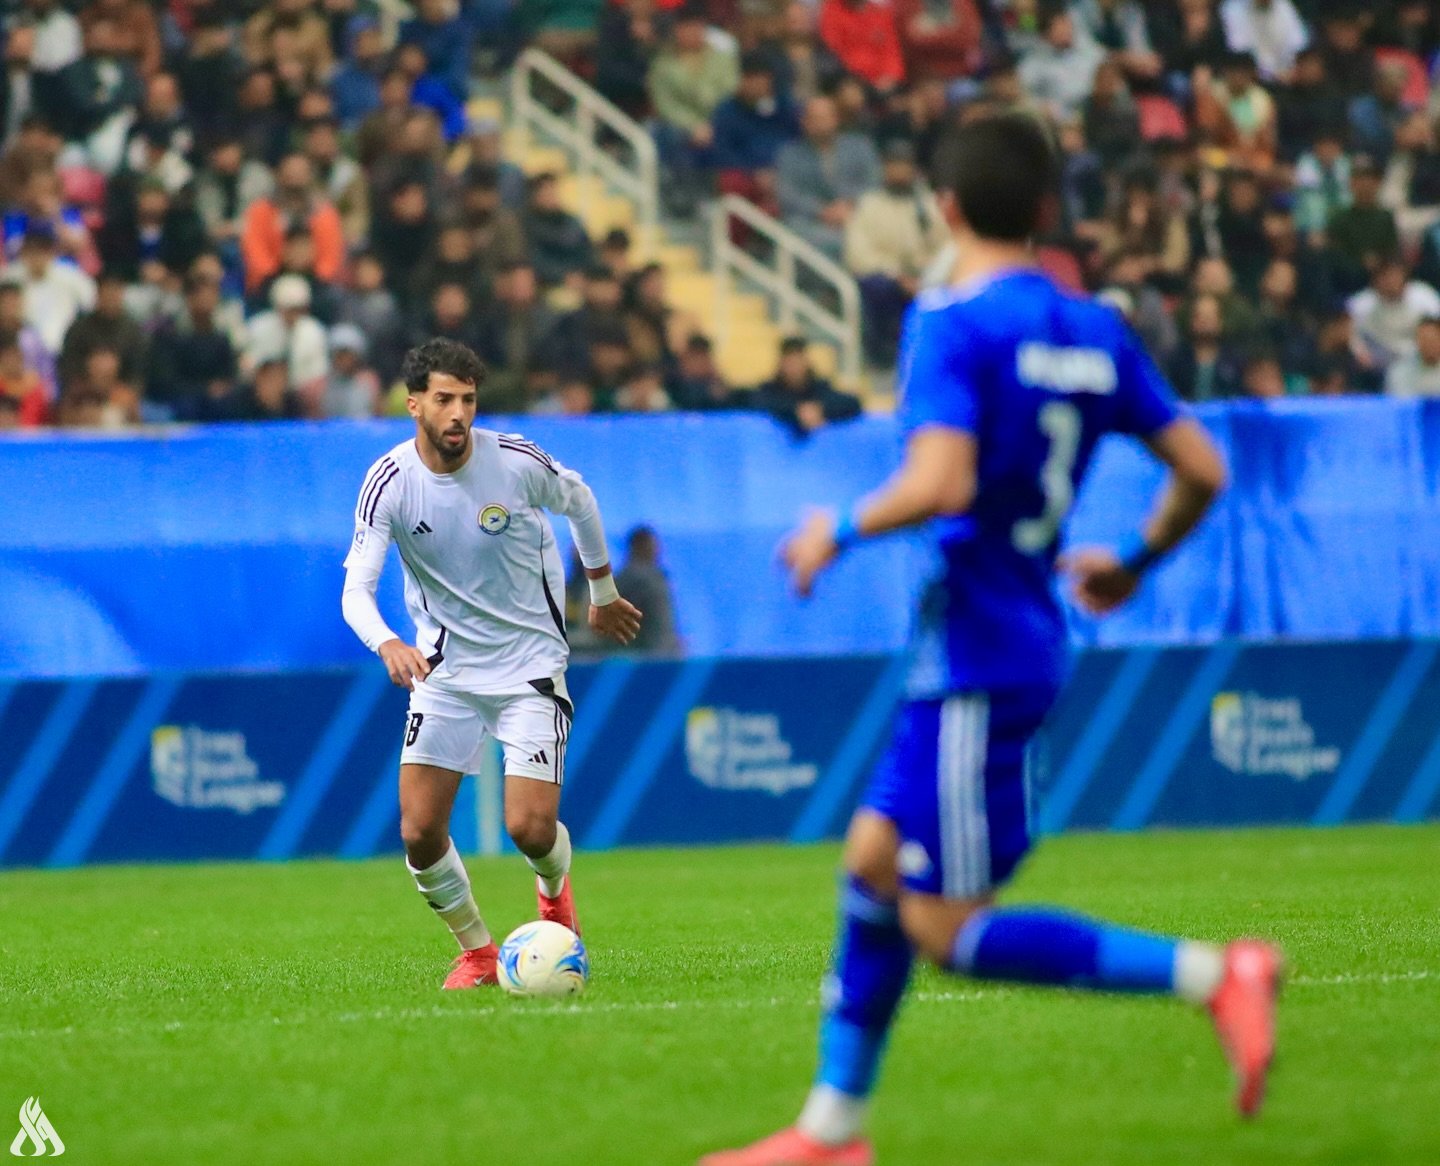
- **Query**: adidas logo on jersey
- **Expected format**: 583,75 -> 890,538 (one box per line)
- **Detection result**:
413,521 -> 433,534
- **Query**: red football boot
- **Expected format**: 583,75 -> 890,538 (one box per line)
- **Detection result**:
1208,939 -> 1283,1117
697,1129 -> 874,1166
442,942 -> 499,990
537,875 -> 580,937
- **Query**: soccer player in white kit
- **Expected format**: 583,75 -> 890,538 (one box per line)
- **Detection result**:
341,338 -> 643,989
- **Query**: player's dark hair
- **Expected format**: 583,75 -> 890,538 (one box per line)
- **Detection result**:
932,113 -> 1059,243
402,337 -> 487,394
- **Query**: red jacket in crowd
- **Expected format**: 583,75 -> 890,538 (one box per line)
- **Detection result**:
820,0 -> 907,90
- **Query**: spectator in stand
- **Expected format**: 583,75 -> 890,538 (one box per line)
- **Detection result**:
331,18 -> 387,130
555,263 -> 628,374
597,0 -> 663,119
1098,250 -> 1179,361
1218,0 -> 1307,84
418,282 -> 486,353
777,95 -> 881,259
393,42 -> 465,144
669,333 -> 732,409
1383,112 -> 1440,220
583,322 -> 635,411
1070,0 -> 1161,84
399,0 -> 474,105
1293,127 -> 1351,236
1168,293 -> 1244,400
1328,155 -> 1400,294
1256,257 -> 1316,380
875,79 -> 947,172
193,132 -> 273,276
240,153 -> 344,295
213,352 -> 304,422
647,9 -> 740,213
249,226 -> 341,324
53,16 -> 142,174
335,250 -> 405,386
1214,168 -> 1269,297
1276,48 -> 1346,163
243,0 -> 332,82
370,178 -> 437,304
1349,60 -> 1415,165
303,116 -> 369,248
613,526 -> 681,654
1239,350 -> 1286,399
78,0 -> 160,80
355,67 -> 415,170
317,324 -> 381,419
599,228 -> 636,284
711,52 -> 800,212
1096,167 -> 1190,290
532,371 -> 596,416
627,261 -> 696,369
1188,254 -> 1261,344
410,219 -> 489,314
750,335 -> 862,435
0,278 -> 56,397
244,273 -> 328,397
123,72 -> 193,173
94,178 -> 206,283
475,262 -> 557,414
59,266 -> 144,387
368,108 -> 447,212
15,0 -> 82,96
1347,256 -> 1440,370
762,2 -> 843,106
892,0 -> 982,83
0,331 -> 48,424
615,361 -> 675,412
67,343 -> 138,421
1151,0 -> 1228,94
1317,6 -> 1373,101
173,10 -> 242,138
1196,50 -> 1276,170
458,164 -> 527,289
448,117 -> 528,210
145,270 -> 239,419
523,171 -> 593,289
3,168 -> 95,269
1308,308 -> 1379,393
1385,316 -> 1440,398
7,224 -> 94,352
1081,59 -> 1141,171
1019,7 -> 1105,122
120,121 -> 193,200
843,139 -> 947,365
819,0 -> 905,94
0,117 -> 62,212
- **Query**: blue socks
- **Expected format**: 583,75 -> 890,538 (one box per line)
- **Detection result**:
949,907 -> 1179,994
813,876 -> 913,1098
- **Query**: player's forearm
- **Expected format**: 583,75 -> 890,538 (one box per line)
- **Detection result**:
341,574 -> 399,653
1141,474 -> 1220,558
1135,418 -> 1228,560
558,478 -> 611,570
848,429 -> 978,541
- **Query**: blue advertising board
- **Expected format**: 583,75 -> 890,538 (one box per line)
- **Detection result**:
2,642 -> 1437,869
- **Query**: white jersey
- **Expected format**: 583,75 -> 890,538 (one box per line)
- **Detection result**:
341,428 -> 611,695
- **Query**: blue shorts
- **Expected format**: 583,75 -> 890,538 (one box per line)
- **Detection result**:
861,687 -> 1057,899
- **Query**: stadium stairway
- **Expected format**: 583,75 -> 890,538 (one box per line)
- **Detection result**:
467,96 -> 858,397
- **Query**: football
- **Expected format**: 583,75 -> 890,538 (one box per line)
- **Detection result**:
497,920 -> 589,998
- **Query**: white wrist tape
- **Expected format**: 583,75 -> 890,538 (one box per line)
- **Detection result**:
588,573 -> 620,606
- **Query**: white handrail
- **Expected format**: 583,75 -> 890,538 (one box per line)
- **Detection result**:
508,49 -> 660,244
709,194 -> 863,385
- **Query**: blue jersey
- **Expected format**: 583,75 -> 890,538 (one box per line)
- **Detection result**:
899,269 -> 1180,698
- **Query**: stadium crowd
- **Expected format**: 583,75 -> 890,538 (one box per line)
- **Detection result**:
1,0 -> 1439,432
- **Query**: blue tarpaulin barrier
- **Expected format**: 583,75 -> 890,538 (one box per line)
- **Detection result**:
5,398 -> 1440,678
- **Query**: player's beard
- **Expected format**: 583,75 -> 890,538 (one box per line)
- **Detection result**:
423,417 -> 471,464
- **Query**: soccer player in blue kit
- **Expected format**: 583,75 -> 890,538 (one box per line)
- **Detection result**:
699,113 -> 1280,1166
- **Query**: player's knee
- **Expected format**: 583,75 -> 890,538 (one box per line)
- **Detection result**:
400,815 -> 447,866
842,812 -> 900,899
504,806 -> 556,856
899,897 -> 986,967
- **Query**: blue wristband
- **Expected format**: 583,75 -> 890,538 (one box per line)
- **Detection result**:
833,511 -> 862,552
1116,532 -> 1161,576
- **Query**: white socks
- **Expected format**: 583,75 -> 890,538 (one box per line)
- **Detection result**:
797,1084 -> 866,1147
527,820 -> 573,899
408,839 -> 492,952
1174,941 -> 1226,1005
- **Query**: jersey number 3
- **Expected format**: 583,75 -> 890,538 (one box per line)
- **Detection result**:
1012,401 -> 1081,554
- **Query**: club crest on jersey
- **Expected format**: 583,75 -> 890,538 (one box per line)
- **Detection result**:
478,504 -> 511,535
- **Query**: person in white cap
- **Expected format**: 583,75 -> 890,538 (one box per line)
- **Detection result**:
244,272 -> 328,394
318,322 -> 380,418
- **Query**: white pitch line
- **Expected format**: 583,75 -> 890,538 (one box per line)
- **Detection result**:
0,970 -> 1429,1043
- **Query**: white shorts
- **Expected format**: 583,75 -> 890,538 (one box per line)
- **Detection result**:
401,676 -> 573,784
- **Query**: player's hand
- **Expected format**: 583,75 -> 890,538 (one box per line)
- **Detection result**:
1059,547 -> 1141,615
780,510 -> 839,598
590,597 -> 643,645
378,638 -> 432,690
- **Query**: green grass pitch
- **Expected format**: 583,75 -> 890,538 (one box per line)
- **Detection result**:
2,824 -> 1437,1165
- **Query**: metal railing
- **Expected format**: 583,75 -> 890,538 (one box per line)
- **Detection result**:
508,49 -> 660,243
709,195 -> 863,385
